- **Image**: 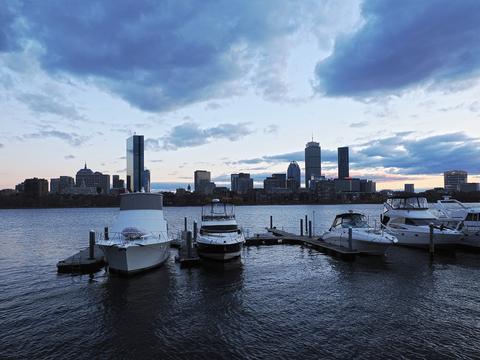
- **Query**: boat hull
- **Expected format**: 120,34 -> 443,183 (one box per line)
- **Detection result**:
386,229 -> 461,248
322,232 -> 393,256
99,242 -> 170,274
196,242 -> 242,261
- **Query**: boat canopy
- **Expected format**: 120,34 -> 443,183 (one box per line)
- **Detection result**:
331,213 -> 369,229
202,200 -> 235,221
120,193 -> 163,210
386,196 -> 428,210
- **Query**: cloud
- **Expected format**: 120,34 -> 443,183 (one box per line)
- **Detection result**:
0,143 -> 3,148
146,122 -> 252,151
263,124 -> 279,134
21,130 -> 88,146
0,3 -> 19,53
3,1 -> 349,112
350,121 -> 368,128
16,92 -> 85,121
315,0 -> 480,97
64,154 -> 75,160
235,148 -> 337,165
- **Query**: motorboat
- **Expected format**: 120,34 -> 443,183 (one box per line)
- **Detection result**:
322,211 -> 397,255
457,208 -> 480,248
381,195 -> 462,248
196,199 -> 245,261
430,196 -> 470,225
97,192 -> 171,274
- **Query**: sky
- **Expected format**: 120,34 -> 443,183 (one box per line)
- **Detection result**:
1,0 -> 480,191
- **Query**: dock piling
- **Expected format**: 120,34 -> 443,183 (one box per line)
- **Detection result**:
184,217 -> 188,231
429,224 -> 435,255
270,215 -> 273,229
104,226 -> 109,240
305,215 -> 308,232
186,231 -> 193,258
300,219 -> 304,236
89,230 -> 95,260
308,221 -> 312,238
348,227 -> 353,251
193,221 -> 198,241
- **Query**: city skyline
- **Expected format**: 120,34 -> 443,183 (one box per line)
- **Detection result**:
1,1 -> 480,191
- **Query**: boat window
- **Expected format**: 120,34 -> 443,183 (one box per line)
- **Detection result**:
336,214 -> 369,228
201,225 -> 238,231
466,213 -> 479,222
388,197 -> 428,209
405,218 -> 434,226
417,198 -> 428,209
332,217 -> 342,228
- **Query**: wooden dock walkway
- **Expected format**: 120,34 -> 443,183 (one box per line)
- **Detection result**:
57,245 -> 105,273
245,228 -> 359,260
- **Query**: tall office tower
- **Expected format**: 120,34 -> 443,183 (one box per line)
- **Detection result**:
194,170 -> 211,193
143,169 -> 151,192
231,173 -> 253,194
404,183 -> 415,193
338,146 -> 349,179
126,135 -> 144,192
305,141 -> 321,188
112,175 -> 124,189
287,161 -> 301,189
444,170 -> 467,192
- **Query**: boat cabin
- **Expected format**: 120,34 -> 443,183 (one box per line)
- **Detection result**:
386,195 -> 428,210
330,212 -> 369,230
200,199 -> 239,233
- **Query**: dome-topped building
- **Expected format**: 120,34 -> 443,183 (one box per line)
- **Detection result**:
287,161 -> 301,190
75,163 -> 110,194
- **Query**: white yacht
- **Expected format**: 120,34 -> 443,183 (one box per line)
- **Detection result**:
431,196 -> 470,225
97,193 -> 171,274
196,199 -> 245,261
457,208 -> 480,247
381,195 -> 462,248
322,212 -> 397,255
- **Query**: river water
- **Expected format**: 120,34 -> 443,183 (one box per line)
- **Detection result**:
1,205 -> 480,359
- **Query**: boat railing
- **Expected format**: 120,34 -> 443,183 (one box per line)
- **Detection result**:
96,230 -> 172,243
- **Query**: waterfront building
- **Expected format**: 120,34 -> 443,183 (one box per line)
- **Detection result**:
305,141 -> 321,188
50,178 -> 59,193
337,146 -> 349,179
194,170 -> 215,195
15,182 -> 24,192
127,135 -> 144,192
143,169 -> 151,192
287,161 -> 301,189
404,184 -> 415,193
360,179 -> 376,193
75,164 -> 110,194
24,178 -> 48,197
112,175 -> 125,189
444,170 -> 467,192
231,173 -> 254,194
459,183 -> 480,192
264,173 -> 287,193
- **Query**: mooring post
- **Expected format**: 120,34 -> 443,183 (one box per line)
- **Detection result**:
429,223 -> 435,255
305,215 -> 308,232
193,221 -> 198,241
184,217 -> 188,231
300,219 -> 304,236
270,215 -> 273,229
186,231 -> 192,258
104,226 -> 109,240
308,220 -> 312,238
89,230 -> 95,260
348,227 -> 353,251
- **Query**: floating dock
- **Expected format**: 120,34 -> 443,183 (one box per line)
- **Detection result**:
245,228 -> 360,260
175,230 -> 201,268
57,245 -> 105,273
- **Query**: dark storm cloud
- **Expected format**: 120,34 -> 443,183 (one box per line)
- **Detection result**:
315,0 -> 480,97
6,0 -> 323,112
145,122 -> 252,151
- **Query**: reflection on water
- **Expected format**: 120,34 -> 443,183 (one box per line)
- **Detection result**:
1,206 -> 480,359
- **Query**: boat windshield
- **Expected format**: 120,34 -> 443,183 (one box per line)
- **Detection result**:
439,200 -> 466,209
332,214 -> 369,229
387,197 -> 428,210
202,201 -> 235,221
465,213 -> 480,222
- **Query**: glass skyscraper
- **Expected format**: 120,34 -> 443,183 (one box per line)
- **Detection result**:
305,141 -> 321,188
126,135 -> 144,192
338,146 -> 349,179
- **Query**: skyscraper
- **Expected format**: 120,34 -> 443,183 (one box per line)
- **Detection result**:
338,146 -> 349,179
143,169 -> 151,192
444,170 -> 467,192
305,141 -> 321,188
126,135 -> 144,192
194,170 -> 214,194
287,161 -> 301,189
231,173 -> 253,194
